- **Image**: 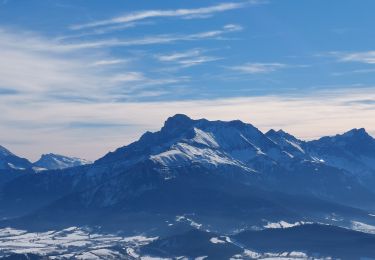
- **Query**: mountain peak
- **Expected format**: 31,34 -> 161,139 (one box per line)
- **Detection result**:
310,127 -> 375,158
162,114 -> 195,133
277,129 -> 288,135
34,153 -> 91,170
342,128 -> 370,138
266,129 -> 297,141
165,114 -> 192,125
265,129 -> 277,135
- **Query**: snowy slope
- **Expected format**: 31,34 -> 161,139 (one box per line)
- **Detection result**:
97,114 -> 294,175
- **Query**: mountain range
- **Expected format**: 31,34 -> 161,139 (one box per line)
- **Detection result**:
0,114 -> 375,259
0,147 -> 90,171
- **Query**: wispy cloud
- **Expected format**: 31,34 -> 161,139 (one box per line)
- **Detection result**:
156,49 -> 222,68
57,22 -> 151,41
157,49 -> 202,62
0,24 -> 242,53
333,51 -> 375,64
110,72 -> 146,83
71,1 -> 257,30
229,63 -> 287,74
0,27 -> 188,103
90,59 -> 129,67
56,24 -> 242,51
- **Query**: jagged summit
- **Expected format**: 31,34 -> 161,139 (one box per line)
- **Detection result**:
265,129 -> 277,135
313,127 -> 374,147
162,114 -> 256,132
315,128 -> 371,142
164,114 -> 193,126
341,127 -> 371,138
161,114 -> 196,135
266,129 -> 297,139
305,127 -> 375,173
266,129 -> 306,157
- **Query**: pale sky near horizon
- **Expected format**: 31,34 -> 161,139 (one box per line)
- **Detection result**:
1,0 -> 375,161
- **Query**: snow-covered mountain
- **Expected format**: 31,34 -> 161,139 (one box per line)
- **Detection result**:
33,153 -> 91,170
97,114 -> 293,173
1,114 -> 375,259
0,145 -> 32,170
2,115 -> 375,211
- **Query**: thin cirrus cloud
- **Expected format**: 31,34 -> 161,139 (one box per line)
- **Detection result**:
156,49 -> 202,62
57,22 -> 150,41
230,63 -> 287,74
56,24 -> 243,51
156,49 -> 222,68
0,23 -> 242,53
0,20 -> 248,126
0,27 -> 189,103
333,51 -> 375,64
90,59 -> 129,67
70,1 -> 259,30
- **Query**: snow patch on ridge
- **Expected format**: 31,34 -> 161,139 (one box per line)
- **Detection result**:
151,142 -> 248,169
285,139 -> 305,154
192,128 -> 219,148
351,221 -> 375,234
210,237 -> 226,244
264,221 -> 309,229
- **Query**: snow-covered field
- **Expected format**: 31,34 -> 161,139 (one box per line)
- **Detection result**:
0,225 -> 316,259
1,221 -> 373,259
0,227 -> 156,259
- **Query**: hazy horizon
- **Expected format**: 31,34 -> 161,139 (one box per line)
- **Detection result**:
2,112 -> 374,162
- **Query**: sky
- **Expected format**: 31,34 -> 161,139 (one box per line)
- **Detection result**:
1,0 -> 375,161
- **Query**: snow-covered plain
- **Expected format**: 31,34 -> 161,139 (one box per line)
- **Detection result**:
0,225 -> 332,259
0,227 -> 156,259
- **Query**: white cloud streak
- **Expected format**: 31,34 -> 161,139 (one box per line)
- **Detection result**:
90,59 -> 129,66
71,1 -> 256,30
156,49 -> 222,68
230,63 -> 287,74
0,23 -> 242,54
56,25 -> 242,51
334,51 -> 375,64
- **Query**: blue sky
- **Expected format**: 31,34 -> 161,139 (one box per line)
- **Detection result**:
1,0 -> 375,160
